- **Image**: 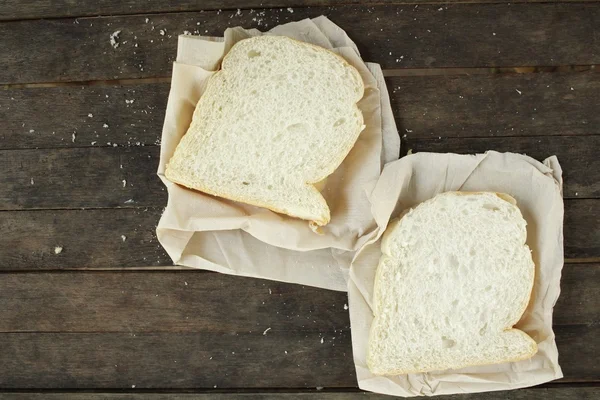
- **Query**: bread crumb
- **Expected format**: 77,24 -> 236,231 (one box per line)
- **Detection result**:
54,246 -> 63,254
343,304 -> 348,310
268,288 -> 272,294
72,133 -> 76,142
103,123 -> 109,128
184,281 -> 188,285
125,99 -> 135,104
121,235 -> 127,242
287,7 -> 294,13
122,179 -> 127,187
29,129 -> 35,133
131,385 -> 135,388
262,327 -> 271,335
30,178 -> 34,185
159,29 -> 166,36
124,199 -> 135,204
515,89 -> 522,95
145,18 -> 149,23
88,113 -> 93,117
109,30 -> 121,49
91,141 -> 97,145
320,337 -> 324,344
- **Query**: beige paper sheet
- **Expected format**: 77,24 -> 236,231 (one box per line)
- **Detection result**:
156,17 -> 399,291
349,151 -> 564,396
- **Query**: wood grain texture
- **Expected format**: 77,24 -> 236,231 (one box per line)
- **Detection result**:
0,83 -> 168,150
390,71 -> 600,138
1,387 -> 599,399
0,147 -> 166,210
6,388 -> 600,399
564,200 -> 600,259
0,201 -> 597,272
1,3 -> 599,83
0,266 -> 595,333
3,72 -> 600,151
403,136 -> 600,198
0,208 -> 171,270
3,0 -> 598,21
0,323 -> 595,388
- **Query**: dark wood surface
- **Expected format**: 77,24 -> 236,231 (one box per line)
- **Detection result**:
0,0 -> 598,398
2,3 -> 600,84
4,0 -> 599,21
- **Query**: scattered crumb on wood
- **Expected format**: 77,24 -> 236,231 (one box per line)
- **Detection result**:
72,133 -> 76,142
30,178 -> 34,185
54,246 -> 63,254
103,123 -> 109,128
344,304 -> 348,310
262,327 -> 271,335
109,30 -> 121,49
122,179 -> 127,187
121,235 -> 127,242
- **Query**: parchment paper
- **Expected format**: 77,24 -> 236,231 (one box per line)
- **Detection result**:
156,17 -> 400,291
349,151 -> 564,396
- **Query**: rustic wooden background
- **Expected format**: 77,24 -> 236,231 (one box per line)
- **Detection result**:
0,0 -> 598,399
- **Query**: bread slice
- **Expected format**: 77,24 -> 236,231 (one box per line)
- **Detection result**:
165,35 -> 365,226
367,192 -> 537,375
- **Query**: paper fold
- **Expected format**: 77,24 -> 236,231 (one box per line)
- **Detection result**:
349,151 -> 564,396
157,17 -> 399,291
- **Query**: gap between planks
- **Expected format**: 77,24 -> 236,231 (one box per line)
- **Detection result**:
2,65 -> 598,90
0,382 -> 598,394
3,0 -> 600,22
0,257 -> 596,274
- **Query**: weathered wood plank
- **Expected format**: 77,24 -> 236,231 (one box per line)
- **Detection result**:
0,147 -> 166,210
564,200 -> 600,259
403,136 -> 600,199
3,72 -> 600,151
0,271 -> 351,332
0,83 -> 168,150
1,4 -> 599,83
1,135 -> 595,212
0,325 -> 595,388
390,71 -> 600,138
1,388 -> 599,399
0,266 -> 594,333
0,208 -> 172,270
0,200 -> 597,271
3,0 -> 598,21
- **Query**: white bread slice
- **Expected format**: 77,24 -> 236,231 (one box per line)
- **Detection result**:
165,35 -> 365,226
367,192 -> 537,375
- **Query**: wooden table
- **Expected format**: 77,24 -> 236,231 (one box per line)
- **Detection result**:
1,1 -> 598,399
